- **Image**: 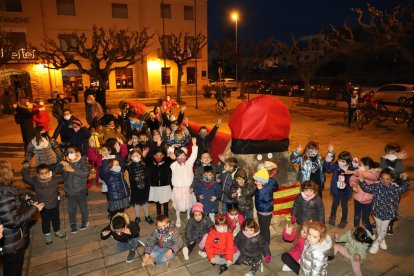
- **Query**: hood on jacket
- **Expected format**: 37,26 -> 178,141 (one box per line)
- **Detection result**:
312,234 -> 333,253
110,212 -> 130,232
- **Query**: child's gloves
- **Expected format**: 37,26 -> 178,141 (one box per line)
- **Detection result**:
265,254 -> 271,264
291,215 -> 297,224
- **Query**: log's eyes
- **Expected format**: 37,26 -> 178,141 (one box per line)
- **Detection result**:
257,154 -> 263,161
267,153 -> 273,159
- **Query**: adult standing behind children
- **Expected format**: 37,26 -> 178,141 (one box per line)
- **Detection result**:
14,98 -> 43,151
85,95 -> 104,128
52,93 -> 70,121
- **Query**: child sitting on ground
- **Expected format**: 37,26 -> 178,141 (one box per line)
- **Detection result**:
333,227 -> 372,276
229,169 -> 256,219
182,202 -> 213,260
142,215 -> 183,266
291,180 -> 325,225
22,163 -> 65,244
224,203 -> 245,237
205,215 -> 240,274
234,219 -> 271,276
101,213 -> 144,263
281,221 -> 311,274
194,166 -> 222,221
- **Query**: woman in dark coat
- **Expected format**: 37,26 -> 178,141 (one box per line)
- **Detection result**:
14,98 -> 42,151
0,161 -> 44,276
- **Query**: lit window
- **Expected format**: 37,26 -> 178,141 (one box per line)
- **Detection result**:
184,6 -> 193,20
61,69 -> 83,92
56,0 -> 75,16
161,67 -> 171,85
112,3 -> 128,19
187,67 -> 195,84
161,3 -> 171,19
0,0 -> 23,12
115,68 -> 133,89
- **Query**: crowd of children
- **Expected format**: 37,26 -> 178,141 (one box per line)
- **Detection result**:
5,98 -> 411,276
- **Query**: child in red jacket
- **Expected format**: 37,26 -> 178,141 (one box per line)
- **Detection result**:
32,98 -> 51,132
205,215 -> 240,274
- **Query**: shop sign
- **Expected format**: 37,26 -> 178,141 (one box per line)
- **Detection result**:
0,16 -> 30,24
0,48 -> 37,62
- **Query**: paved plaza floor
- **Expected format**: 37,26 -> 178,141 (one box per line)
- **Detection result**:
1,95 -> 413,275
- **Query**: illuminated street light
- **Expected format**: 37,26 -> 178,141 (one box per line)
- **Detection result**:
231,12 -> 238,85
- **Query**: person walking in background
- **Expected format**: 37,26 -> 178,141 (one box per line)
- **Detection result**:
14,98 -> 43,151
52,93 -> 70,121
85,95 -> 104,128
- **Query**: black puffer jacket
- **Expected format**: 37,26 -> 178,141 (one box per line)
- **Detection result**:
291,193 -> 325,225
185,215 -> 213,243
61,157 -> 91,197
128,161 -> 149,205
148,158 -> 173,187
0,184 -> 37,255
228,181 -> 256,213
234,231 -> 270,258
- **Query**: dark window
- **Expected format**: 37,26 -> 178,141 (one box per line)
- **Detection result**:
160,3 -> 171,19
10,32 -> 27,49
56,0 -> 76,16
187,67 -> 195,84
115,68 -> 133,89
161,67 -> 171,85
59,34 -> 78,52
112,3 -> 128,19
184,6 -> 193,20
0,0 -> 23,12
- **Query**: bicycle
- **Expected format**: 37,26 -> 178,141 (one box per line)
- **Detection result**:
393,95 -> 414,124
344,104 -> 364,129
360,100 -> 388,124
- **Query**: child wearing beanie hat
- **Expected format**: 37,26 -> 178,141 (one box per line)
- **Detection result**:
229,169 -> 256,219
254,164 -> 279,245
182,202 -> 213,260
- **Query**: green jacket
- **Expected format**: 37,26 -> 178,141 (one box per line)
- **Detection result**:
335,230 -> 369,260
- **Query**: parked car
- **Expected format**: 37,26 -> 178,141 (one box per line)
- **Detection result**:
272,79 -> 304,96
214,78 -> 238,90
245,80 -> 273,94
312,81 -> 358,101
374,84 -> 414,104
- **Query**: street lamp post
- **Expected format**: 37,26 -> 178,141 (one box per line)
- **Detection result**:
231,12 -> 238,86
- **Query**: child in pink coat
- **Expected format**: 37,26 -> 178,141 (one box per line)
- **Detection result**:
349,157 -> 381,236
224,203 -> 245,237
281,221 -> 311,274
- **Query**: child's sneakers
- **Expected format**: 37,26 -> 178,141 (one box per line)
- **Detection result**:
380,240 -> 388,250
70,224 -> 77,234
328,217 -> 335,226
183,246 -> 190,260
282,264 -> 292,272
219,264 -> 228,274
45,233 -> 53,245
198,250 -> 207,258
142,256 -> 155,267
54,230 -> 66,239
80,221 -> 89,231
369,241 -> 380,254
126,249 -> 136,263
145,216 -> 154,224
338,221 -> 347,228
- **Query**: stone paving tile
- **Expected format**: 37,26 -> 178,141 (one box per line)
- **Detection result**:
106,261 -> 142,275
117,267 -> 149,276
29,249 -> 67,267
157,266 -> 192,276
67,240 -> 101,257
67,258 -> 106,276
66,233 -> 101,249
103,251 -> 135,267
67,248 -> 103,267
43,269 -> 68,276
30,241 -> 66,257
28,258 -> 67,276
79,268 -> 108,276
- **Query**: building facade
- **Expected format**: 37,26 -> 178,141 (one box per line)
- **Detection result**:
0,0 -> 208,102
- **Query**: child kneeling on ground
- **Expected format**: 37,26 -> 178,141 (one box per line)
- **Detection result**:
142,215 -> 183,266
234,219 -> 271,276
101,213 -> 144,263
183,202 -> 213,260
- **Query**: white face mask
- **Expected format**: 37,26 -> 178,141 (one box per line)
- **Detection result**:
64,115 -> 71,121
68,153 -> 76,160
229,214 -> 238,220
384,154 -> 397,161
131,156 -> 141,163
215,225 -> 228,233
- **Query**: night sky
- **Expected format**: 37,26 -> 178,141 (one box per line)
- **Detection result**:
208,0 -> 406,44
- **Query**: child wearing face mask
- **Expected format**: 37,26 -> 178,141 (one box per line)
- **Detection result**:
142,215 -> 183,266
190,151 -> 221,192
101,213 -> 144,263
205,215 -> 240,274
358,170 -> 409,254
349,157 -> 381,236
194,166 -> 223,222
170,137 -> 198,227
22,163 -> 66,244
299,222 -> 333,276
379,143 -> 407,235
24,126 -> 63,171
127,132 -> 140,152
59,145 -> 90,234
291,180 -> 325,226
148,147 -> 173,217
229,169 -> 256,219
290,141 -> 325,197
127,149 -> 153,224
99,158 -> 130,219
225,203 -> 245,237
324,145 -> 358,228
103,120 -> 125,141
234,219 -> 271,276
182,202 -> 213,260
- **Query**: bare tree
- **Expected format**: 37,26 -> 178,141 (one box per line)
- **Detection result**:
158,32 -> 207,103
0,29 -> 13,66
353,3 -> 414,65
33,25 -> 152,88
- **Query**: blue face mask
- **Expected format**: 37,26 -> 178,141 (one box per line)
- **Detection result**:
111,166 -> 121,173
